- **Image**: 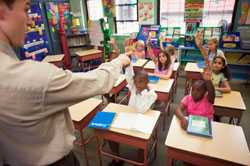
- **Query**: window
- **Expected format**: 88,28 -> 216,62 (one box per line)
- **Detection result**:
87,0 -> 104,21
160,0 -> 186,34
115,0 -> 139,34
202,0 -> 236,27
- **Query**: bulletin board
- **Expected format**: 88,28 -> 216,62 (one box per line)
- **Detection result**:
137,25 -> 160,47
138,0 -> 155,24
20,2 -> 49,61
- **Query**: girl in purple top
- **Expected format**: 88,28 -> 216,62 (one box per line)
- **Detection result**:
154,50 -> 173,79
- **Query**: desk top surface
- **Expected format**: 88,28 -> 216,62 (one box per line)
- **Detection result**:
114,74 -> 126,87
42,54 -> 64,62
165,116 -> 250,165
69,98 -> 102,122
214,91 -> 246,110
144,61 -> 180,72
104,103 -> 160,139
185,62 -> 203,73
132,59 -> 148,67
149,79 -> 174,93
76,49 -> 102,57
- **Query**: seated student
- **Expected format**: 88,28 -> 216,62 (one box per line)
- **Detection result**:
133,40 -> 146,59
175,70 -> 215,129
153,50 -> 173,80
147,39 -> 173,80
195,30 -> 226,64
209,56 -> 231,94
124,33 -> 137,52
166,45 -> 177,63
108,63 -> 157,166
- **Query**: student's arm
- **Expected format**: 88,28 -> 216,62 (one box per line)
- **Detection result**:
135,89 -> 157,114
195,31 -> 209,61
175,104 -> 188,130
146,35 -> 156,61
159,34 -> 165,51
155,65 -> 173,80
125,63 -> 135,90
110,38 -> 120,55
203,70 -> 215,104
216,80 -> 231,93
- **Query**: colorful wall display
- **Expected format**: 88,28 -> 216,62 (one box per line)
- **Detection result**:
138,0 -> 154,24
185,0 -> 204,23
20,2 -> 49,61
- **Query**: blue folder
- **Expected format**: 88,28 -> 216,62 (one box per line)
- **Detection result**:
197,61 -> 206,69
88,112 -> 116,129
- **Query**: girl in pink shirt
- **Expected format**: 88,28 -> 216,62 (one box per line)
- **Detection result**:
175,70 -> 215,129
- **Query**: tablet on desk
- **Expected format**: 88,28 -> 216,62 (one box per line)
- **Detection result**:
187,115 -> 212,138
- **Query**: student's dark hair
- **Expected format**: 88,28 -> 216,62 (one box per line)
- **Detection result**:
158,50 -> 171,71
0,0 -> 15,8
134,70 -> 148,81
213,56 -> 231,80
193,79 -> 207,91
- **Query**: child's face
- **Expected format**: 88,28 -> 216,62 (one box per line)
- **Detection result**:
159,52 -> 167,64
207,40 -> 217,51
212,58 -> 224,72
134,76 -> 148,93
191,81 -> 206,102
136,43 -> 145,52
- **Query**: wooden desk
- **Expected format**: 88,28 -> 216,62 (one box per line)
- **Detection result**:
132,59 -> 148,72
42,54 -> 64,68
110,74 -> 127,103
143,61 -> 180,75
165,116 -> 250,166
95,103 -> 160,166
214,91 -> 246,125
76,49 -> 103,71
184,62 -> 203,95
69,98 -> 103,166
149,79 -> 174,130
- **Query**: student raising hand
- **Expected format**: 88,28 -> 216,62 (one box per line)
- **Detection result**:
195,30 -> 203,48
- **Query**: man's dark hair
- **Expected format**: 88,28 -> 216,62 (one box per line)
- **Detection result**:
0,0 -> 16,9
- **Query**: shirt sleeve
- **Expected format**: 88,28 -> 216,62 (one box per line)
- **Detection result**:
135,89 -> 157,114
125,62 -> 135,90
220,73 -> 227,82
43,55 -> 124,114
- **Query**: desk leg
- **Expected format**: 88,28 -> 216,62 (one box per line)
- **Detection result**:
80,130 -> 90,166
167,157 -> 174,166
143,146 -> 148,166
96,136 -> 103,166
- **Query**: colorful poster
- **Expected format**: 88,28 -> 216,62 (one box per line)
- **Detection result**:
138,1 -> 154,24
185,0 -> 204,23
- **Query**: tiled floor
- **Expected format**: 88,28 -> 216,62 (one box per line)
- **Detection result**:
73,73 -> 250,166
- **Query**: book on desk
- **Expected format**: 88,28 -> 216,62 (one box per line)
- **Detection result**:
111,112 -> 155,134
187,115 -> 212,138
88,111 -> 116,129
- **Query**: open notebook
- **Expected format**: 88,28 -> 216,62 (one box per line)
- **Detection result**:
111,112 -> 155,134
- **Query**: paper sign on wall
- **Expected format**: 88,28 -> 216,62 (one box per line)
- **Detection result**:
138,1 -> 154,24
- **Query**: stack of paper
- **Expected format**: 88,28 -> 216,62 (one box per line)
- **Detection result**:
111,112 -> 155,134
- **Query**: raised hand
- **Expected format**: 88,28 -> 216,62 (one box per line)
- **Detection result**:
195,30 -> 203,48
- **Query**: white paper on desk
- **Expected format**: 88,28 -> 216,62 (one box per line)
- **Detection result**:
111,112 -> 155,134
